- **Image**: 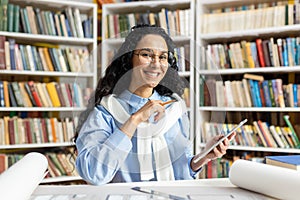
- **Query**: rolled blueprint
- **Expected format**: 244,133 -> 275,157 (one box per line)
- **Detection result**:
0,152 -> 48,200
229,159 -> 300,200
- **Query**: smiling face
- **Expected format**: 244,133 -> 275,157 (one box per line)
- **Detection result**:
129,34 -> 169,97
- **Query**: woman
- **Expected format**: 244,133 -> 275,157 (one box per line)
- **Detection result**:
74,24 -> 233,185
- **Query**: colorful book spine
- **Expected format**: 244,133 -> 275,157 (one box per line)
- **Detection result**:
283,115 -> 300,148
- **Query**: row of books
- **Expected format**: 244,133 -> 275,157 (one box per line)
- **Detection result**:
202,2 -> 297,33
0,116 -> 78,145
105,8 -> 191,39
202,117 -> 300,149
0,1 -> 93,38
201,76 -> 300,108
0,152 -> 79,178
200,149 -> 270,179
0,37 -> 92,72
46,152 -> 79,178
202,154 -> 300,179
200,157 -> 231,179
201,37 -> 300,70
174,45 -> 190,72
0,81 -> 90,108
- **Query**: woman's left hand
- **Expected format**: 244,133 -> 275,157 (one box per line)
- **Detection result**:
191,133 -> 236,171
204,134 -> 233,160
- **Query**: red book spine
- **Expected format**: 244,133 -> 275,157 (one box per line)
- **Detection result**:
23,119 -> 33,144
8,118 -> 15,144
28,81 -> 43,107
65,83 -> 73,107
41,118 -> 49,143
256,38 -> 266,67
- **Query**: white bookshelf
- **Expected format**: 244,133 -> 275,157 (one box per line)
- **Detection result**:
195,0 -> 300,170
101,0 -> 196,142
0,0 -> 97,183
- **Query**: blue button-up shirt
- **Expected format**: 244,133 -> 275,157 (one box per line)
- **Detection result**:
75,90 -> 198,185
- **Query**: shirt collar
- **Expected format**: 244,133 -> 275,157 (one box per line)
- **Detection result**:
118,90 -> 161,108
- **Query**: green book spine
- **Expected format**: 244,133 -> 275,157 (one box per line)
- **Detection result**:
34,8 -> 44,34
13,5 -> 20,32
6,3 -> 14,32
19,45 -> 29,70
11,81 -> 24,107
283,115 -> 300,148
20,8 -> 27,33
268,80 -> 276,107
0,0 -> 3,31
49,153 -> 66,175
199,75 -> 204,106
22,8 -> 31,34
1,0 -> 8,31
44,11 -> 53,35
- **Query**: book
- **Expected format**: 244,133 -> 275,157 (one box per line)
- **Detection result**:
33,8 -> 44,34
36,82 -> 50,107
243,73 -> 264,82
0,35 -> 6,69
266,155 -> 300,171
2,81 -> 9,107
8,39 -> 16,70
46,82 -> 61,107
27,81 -> 43,107
42,47 -> 55,71
11,82 -> 24,107
252,121 -> 268,147
257,120 -> 275,147
7,82 -> 17,107
283,115 -> 300,148
0,81 -> 4,107
24,82 -> 37,107
6,4 -> 14,32
4,41 -> 10,70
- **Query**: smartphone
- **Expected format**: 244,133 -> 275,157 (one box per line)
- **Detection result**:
193,119 -> 248,163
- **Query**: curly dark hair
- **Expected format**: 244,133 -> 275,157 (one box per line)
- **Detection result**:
73,24 -> 186,143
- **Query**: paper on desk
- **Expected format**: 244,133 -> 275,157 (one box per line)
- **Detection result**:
229,159 -> 300,200
0,152 -> 48,200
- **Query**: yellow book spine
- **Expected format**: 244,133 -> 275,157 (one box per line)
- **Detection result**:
46,82 -> 61,107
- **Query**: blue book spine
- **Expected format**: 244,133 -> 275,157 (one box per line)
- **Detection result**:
52,48 -> 62,72
64,18 -> 72,37
253,80 -> 262,107
283,39 -> 289,66
73,83 -> 80,107
164,8 -> 170,35
293,84 -> 298,107
30,45 -> 38,71
19,45 -> 27,70
240,126 -> 249,146
291,37 -> 296,65
248,79 -> 258,107
8,39 -> 16,70
262,80 -> 272,107
48,48 -> 59,71
297,44 -> 300,66
271,79 -> 279,107
250,42 -> 260,67
0,81 -> 4,107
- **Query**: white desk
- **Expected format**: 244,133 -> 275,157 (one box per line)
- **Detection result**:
31,178 -> 274,200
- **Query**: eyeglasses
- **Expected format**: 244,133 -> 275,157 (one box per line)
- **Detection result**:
133,49 -> 169,67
